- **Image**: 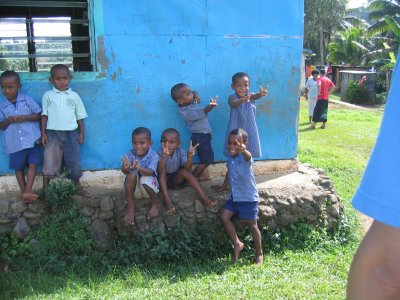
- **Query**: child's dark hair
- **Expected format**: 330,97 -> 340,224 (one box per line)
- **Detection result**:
311,70 -> 320,76
171,83 -> 188,102
50,64 -> 70,78
229,128 -> 248,143
0,70 -> 20,84
132,127 -> 152,140
232,72 -> 249,84
161,128 -> 180,141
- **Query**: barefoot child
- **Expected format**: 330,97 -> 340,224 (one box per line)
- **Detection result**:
41,64 -> 89,196
216,128 -> 263,265
158,128 -> 217,212
170,83 -> 218,181
121,127 -> 160,225
0,71 -> 41,202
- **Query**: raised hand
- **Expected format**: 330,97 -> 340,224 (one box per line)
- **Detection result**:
209,95 -> 218,107
235,139 -> 246,153
161,141 -> 170,157
120,155 -> 131,170
259,84 -> 268,96
188,140 -> 199,157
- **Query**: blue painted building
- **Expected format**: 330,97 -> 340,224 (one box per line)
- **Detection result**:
0,0 -> 303,174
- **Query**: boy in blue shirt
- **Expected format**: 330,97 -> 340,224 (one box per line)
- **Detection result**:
0,71 -> 41,202
157,128 -> 217,214
214,128 -> 263,265
41,64 -> 88,196
170,83 -> 218,181
121,127 -> 160,225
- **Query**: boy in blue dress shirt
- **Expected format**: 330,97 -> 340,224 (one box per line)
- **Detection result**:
214,128 -> 263,265
157,128 -> 217,214
121,127 -> 160,225
0,71 -> 41,202
170,83 -> 218,181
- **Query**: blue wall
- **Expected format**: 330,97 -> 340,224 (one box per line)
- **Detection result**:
0,0 -> 303,173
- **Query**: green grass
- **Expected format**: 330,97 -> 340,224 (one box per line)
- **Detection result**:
0,100 -> 383,300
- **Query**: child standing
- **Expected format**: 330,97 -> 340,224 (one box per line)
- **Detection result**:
305,70 -> 320,123
121,127 -> 160,225
41,64 -> 88,195
224,72 -> 268,158
0,71 -> 42,202
158,128 -> 217,213
216,128 -> 263,265
170,83 -> 218,181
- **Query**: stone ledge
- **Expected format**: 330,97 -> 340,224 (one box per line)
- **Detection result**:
0,159 -> 298,192
0,162 -> 342,249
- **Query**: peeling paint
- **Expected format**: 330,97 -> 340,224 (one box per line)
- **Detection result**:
96,36 -> 110,78
137,87 -> 142,94
111,72 -> 117,81
258,101 -> 272,115
111,46 -> 117,65
181,59 -> 186,64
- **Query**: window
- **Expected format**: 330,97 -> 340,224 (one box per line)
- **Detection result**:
0,0 -> 93,72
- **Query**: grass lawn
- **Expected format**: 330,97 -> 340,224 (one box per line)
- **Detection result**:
0,99 -> 383,300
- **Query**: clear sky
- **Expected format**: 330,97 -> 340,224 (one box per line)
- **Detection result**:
347,0 -> 369,9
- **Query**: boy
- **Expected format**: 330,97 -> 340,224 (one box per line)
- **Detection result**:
121,127 -> 160,225
41,64 -> 88,195
214,128 -> 263,265
0,71 -> 41,202
305,69 -> 319,123
170,83 -> 217,181
158,128 -> 217,213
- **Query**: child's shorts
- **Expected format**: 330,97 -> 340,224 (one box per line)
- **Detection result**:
42,130 -> 81,180
134,175 -> 159,199
191,133 -> 214,164
9,144 -> 40,170
223,197 -> 259,220
166,170 -> 187,189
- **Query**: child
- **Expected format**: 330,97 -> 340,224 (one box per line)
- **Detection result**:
170,83 -> 218,181
158,128 -> 217,213
121,127 -> 160,225
224,72 -> 268,158
215,128 -> 263,265
0,71 -> 42,202
41,64 -> 89,196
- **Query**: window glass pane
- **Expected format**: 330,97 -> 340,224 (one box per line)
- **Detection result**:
0,18 -> 29,71
33,17 -> 73,71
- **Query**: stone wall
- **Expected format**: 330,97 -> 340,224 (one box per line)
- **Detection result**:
0,163 -> 342,248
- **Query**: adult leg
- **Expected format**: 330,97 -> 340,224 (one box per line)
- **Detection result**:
124,173 -> 137,225
247,220 -> 263,265
177,169 -> 216,207
347,220 -> 400,300
220,209 -> 244,262
158,172 -> 175,214
142,184 -> 160,219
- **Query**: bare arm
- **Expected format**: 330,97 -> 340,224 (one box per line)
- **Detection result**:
328,85 -> 336,95
41,115 -> 48,146
77,119 -> 84,144
203,96 -> 218,113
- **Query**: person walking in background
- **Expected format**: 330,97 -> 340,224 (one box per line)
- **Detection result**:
305,69 -> 319,123
311,69 -> 335,129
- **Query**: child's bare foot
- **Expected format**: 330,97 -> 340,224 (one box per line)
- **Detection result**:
204,199 -> 218,210
211,185 -> 229,193
147,202 -> 160,220
255,255 -> 264,266
125,204 -> 135,225
165,204 -> 176,215
22,192 -> 39,203
232,241 -> 244,263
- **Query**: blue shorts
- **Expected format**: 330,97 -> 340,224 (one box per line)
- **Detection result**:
43,130 -> 81,181
166,170 -> 187,189
191,133 -> 214,164
223,197 -> 259,220
9,144 -> 41,170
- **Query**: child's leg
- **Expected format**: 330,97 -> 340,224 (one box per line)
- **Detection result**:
15,169 -> 26,195
247,220 -> 263,265
22,163 -> 39,202
177,169 -> 216,207
142,184 -> 160,219
220,208 -> 244,262
158,172 -> 176,214
124,173 -> 137,225
192,163 -> 208,179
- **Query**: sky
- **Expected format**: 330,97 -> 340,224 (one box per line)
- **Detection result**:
346,0 -> 369,9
